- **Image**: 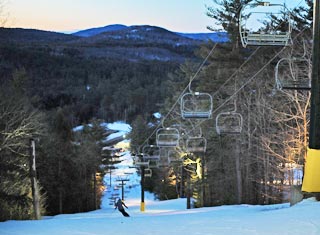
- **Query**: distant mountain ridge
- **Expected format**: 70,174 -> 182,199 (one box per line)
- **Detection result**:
73,24 -> 128,37
0,24 -> 228,62
73,24 -> 229,42
177,32 -> 229,42
0,27 -> 79,43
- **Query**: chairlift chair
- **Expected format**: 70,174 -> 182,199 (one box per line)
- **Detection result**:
239,2 -> 292,48
133,154 -> 150,167
144,168 -> 152,177
141,145 -> 160,168
142,145 -> 161,159
181,92 -> 213,119
159,155 -> 170,167
156,127 -> 180,147
168,150 -> 183,165
158,148 -> 170,167
216,111 -> 243,135
275,57 -> 311,90
147,159 -> 160,168
186,137 -> 207,153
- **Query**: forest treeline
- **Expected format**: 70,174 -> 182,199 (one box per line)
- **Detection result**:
0,20 -> 201,220
0,0 -> 315,221
130,0 -> 316,206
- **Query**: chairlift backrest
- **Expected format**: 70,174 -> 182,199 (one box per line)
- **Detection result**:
239,2 -> 292,47
181,92 -> 213,119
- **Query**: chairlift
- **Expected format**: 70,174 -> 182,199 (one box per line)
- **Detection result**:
133,154 -> 150,167
156,127 -> 180,147
186,137 -> 207,153
144,168 -> 152,177
142,145 -> 161,159
181,92 -> 213,119
275,57 -> 311,90
141,145 -> 160,168
168,150 -> 183,165
159,156 -> 170,167
216,112 -> 243,135
158,148 -> 170,167
148,159 -> 159,168
239,2 -> 292,48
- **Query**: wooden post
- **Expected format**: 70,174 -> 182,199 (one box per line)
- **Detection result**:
30,139 -> 41,220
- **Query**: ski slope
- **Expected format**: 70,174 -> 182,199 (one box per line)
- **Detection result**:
1,122 -> 320,235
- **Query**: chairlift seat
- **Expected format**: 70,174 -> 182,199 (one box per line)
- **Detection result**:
246,32 -> 291,46
280,80 -> 311,90
182,111 -> 212,119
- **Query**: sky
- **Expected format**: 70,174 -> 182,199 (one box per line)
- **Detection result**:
5,0 -> 306,34
0,122 -> 319,235
6,0 -> 215,33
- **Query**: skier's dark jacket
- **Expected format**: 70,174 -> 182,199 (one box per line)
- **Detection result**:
115,199 -> 127,210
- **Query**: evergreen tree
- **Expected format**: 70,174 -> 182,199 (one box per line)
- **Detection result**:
206,0 -> 253,50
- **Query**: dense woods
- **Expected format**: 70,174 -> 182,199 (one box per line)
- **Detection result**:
0,0 -> 316,221
130,0 -> 315,206
0,11 -> 202,220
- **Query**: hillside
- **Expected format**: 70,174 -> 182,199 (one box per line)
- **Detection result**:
73,24 -> 229,43
0,25 -> 226,62
0,25 -> 206,123
70,25 -> 200,61
177,31 -> 229,42
0,27 -> 79,44
73,24 -> 128,37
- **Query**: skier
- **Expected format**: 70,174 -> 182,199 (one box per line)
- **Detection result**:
115,198 -> 130,217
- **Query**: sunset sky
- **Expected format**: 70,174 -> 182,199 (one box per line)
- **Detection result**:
5,0 -> 305,34
6,0 -> 214,33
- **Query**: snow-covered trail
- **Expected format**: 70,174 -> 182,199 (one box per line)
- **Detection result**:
1,122 -> 320,235
1,197 -> 320,235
